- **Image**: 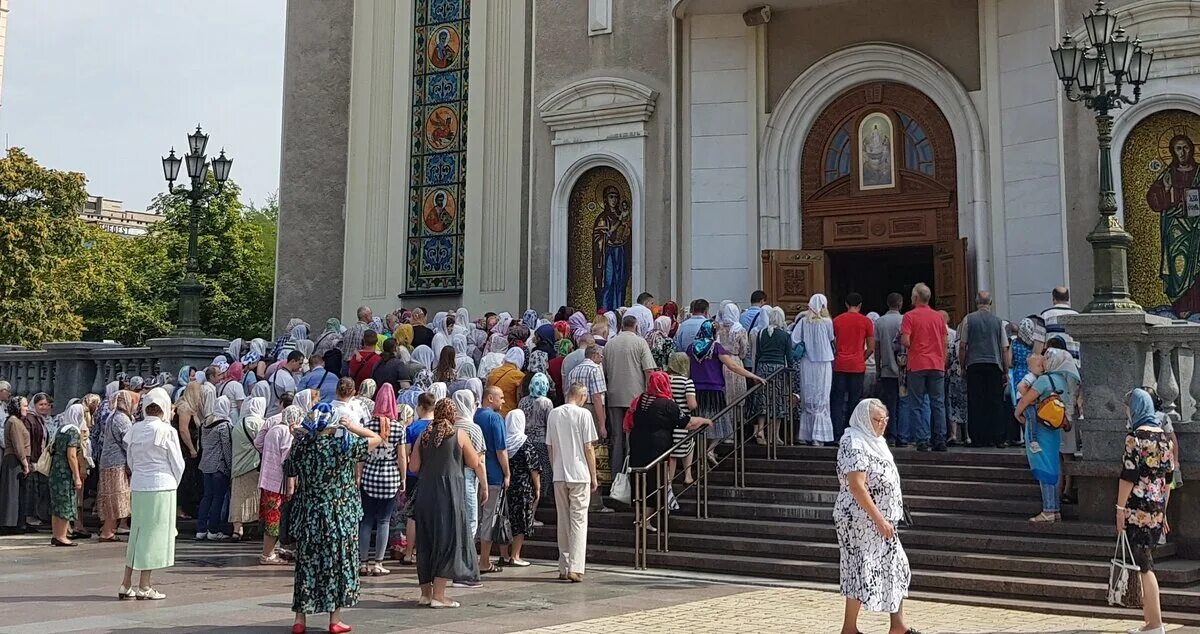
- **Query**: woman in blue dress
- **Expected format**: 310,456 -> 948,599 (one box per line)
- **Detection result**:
1012,348 -> 1079,524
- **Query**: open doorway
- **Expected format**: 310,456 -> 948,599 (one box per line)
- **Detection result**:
827,246 -> 935,316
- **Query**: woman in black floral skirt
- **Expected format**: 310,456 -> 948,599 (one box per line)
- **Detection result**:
1117,389 -> 1176,634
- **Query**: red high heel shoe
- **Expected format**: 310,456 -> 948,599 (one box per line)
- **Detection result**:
328,624 -> 352,634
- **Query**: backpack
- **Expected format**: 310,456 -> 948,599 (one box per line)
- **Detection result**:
323,348 -> 344,379
1036,374 -> 1070,431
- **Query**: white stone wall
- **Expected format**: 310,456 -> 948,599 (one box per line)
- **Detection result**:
684,15 -> 758,306
994,0 -> 1068,320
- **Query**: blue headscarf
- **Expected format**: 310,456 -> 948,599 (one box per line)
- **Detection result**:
302,402 -> 352,453
522,309 -> 540,332
529,372 -> 550,399
691,319 -> 718,360
176,365 -> 193,387
1127,388 -> 1158,430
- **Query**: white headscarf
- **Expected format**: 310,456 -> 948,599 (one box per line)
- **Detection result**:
213,395 -> 233,422
227,338 -> 244,361
505,409 -> 527,454
766,306 -> 785,335
454,307 -> 471,334
432,312 -> 448,336
211,356 -> 230,373
604,312 -> 618,339
845,398 -> 893,464
504,347 -> 525,369
808,293 -> 828,319
293,388 -> 316,413
429,382 -> 448,402
413,345 -> 437,370
140,388 -> 173,424
241,396 -> 267,420
718,302 -> 745,335
251,380 -> 272,403
452,333 -> 471,360
452,389 -> 477,422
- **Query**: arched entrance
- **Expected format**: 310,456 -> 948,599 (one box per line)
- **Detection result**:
566,166 -> 635,315
1120,108 -> 1200,318
764,81 -> 969,321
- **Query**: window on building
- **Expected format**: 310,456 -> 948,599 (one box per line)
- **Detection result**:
899,112 -> 935,176
823,122 -> 852,184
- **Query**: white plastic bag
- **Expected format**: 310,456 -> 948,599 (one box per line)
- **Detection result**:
610,457 -> 632,504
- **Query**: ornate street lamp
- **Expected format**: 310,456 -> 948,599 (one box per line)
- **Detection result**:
1050,1 -> 1153,313
161,125 -> 233,337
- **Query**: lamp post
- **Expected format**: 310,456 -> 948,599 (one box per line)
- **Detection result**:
161,125 -> 233,337
1050,0 -> 1153,313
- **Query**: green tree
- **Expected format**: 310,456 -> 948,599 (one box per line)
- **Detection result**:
68,226 -> 174,345
0,148 -> 89,347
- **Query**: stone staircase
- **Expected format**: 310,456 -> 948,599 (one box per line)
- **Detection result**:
523,444 -> 1200,625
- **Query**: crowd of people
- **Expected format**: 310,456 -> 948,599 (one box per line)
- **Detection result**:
0,283 -> 1180,633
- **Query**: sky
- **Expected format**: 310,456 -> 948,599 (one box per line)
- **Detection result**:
0,0 -> 286,211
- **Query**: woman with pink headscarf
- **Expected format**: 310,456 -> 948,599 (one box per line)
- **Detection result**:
359,384 -> 406,576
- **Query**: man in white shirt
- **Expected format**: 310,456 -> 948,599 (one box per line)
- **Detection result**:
545,383 -> 599,583
1040,286 -> 1078,327
265,351 -> 303,417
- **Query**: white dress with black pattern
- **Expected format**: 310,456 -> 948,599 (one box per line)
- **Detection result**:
833,434 -> 911,613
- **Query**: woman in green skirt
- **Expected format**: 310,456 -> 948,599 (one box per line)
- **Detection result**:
119,388 -> 185,600
49,403 -> 86,546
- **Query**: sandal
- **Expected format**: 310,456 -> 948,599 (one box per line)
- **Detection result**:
480,565 -> 501,574
507,559 -> 531,567
754,431 -> 767,446
230,532 -> 243,542
399,556 -> 416,566
98,535 -> 121,543
259,554 -> 288,565
359,563 -> 372,576
1028,512 -> 1061,523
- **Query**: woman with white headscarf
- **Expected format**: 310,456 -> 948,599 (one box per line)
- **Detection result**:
453,307 -> 472,337
412,345 -> 437,373
500,409 -> 535,567
228,396 -> 267,541
752,307 -> 792,445
487,348 -> 525,417
448,358 -> 484,405
431,312 -> 452,359
119,388 -> 185,599
451,333 -> 473,371
793,294 -> 836,445
196,396 -> 234,540
48,403 -> 87,546
478,334 -> 508,380
646,315 -> 676,370
716,302 -> 750,416
451,389 -> 488,572
834,398 -> 914,633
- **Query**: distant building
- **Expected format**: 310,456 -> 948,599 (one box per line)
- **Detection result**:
79,196 -> 162,237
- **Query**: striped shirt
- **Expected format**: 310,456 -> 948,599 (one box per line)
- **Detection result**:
669,375 -> 695,416
567,359 -> 607,399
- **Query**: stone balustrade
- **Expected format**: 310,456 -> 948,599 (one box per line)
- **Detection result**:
0,338 -> 228,412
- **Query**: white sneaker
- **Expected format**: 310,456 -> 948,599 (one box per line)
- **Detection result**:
206,532 -> 228,541
418,595 -> 431,606
532,519 -> 544,527
372,564 -> 390,575
135,587 -> 166,600
195,531 -> 207,540
118,585 -> 136,600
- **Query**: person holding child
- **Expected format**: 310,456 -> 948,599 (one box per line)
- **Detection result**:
1013,349 -> 1078,523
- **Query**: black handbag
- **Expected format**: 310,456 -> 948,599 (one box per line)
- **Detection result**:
277,457 -> 297,547
897,502 -> 915,528
489,488 -> 513,545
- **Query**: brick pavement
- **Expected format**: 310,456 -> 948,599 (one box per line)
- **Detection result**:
1,532 -> 1195,634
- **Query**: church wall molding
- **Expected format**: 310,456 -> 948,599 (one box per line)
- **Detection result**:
1067,0 -> 1200,79
537,76 -> 659,136
759,42 -> 991,291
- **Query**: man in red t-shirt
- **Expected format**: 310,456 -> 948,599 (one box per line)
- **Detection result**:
831,292 -> 875,439
349,330 -> 383,385
900,282 -> 949,451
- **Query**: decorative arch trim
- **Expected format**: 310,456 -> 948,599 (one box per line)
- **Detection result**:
759,43 -> 990,289
548,151 -> 645,309
537,77 -> 658,134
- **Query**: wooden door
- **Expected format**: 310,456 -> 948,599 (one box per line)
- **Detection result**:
761,249 -> 826,317
934,238 -> 969,324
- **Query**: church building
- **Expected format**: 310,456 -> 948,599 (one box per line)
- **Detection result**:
274,0 -> 1200,329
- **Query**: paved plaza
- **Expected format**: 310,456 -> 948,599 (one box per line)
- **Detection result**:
0,533 -> 1195,634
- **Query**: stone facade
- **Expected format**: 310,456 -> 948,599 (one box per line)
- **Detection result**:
275,0 -> 1200,329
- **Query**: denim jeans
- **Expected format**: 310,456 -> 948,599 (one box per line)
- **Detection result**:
1040,482 -> 1061,512
464,468 -> 479,539
907,370 -> 946,446
830,371 -> 865,441
897,391 -> 928,444
197,471 -> 230,534
359,493 -> 398,561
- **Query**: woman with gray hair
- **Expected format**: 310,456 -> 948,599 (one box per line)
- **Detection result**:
834,398 -> 917,634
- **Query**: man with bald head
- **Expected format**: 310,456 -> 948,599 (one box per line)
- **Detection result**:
475,386 -> 510,572
958,291 -> 1011,448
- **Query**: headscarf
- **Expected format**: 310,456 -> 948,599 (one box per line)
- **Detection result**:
504,409 -> 527,454
432,312 -> 449,335
227,338 -> 244,361
494,312 -> 513,335
325,318 -> 343,334
568,312 -> 590,341
667,351 -> 690,377
555,338 -> 575,358
507,323 -> 531,348
301,402 -> 351,453
394,324 -> 414,350
113,390 -> 135,417
1127,388 -> 1158,430
452,389 -> 477,422
280,405 -> 305,431
423,399 -> 458,448
1018,317 -> 1037,347
521,309 -> 540,331
604,311 -> 619,339
1042,348 -> 1080,383
504,347 -> 525,369
177,365 -> 194,388
457,358 -> 478,379
553,320 -> 571,341
412,345 -> 437,370
242,396 -> 267,421
213,396 -> 233,423
226,362 -> 245,383
241,339 -> 266,366
806,293 -> 829,321
845,398 -> 893,463
766,306 -> 786,335
455,307 -> 471,332
414,369 -> 434,389
140,388 -> 172,423
866,312 -> 881,322
429,382 -> 448,402
396,403 -> 415,428
451,333 -> 471,360
488,333 -> 508,353
178,381 -> 207,421
647,315 -> 672,350
623,370 -> 674,433
718,302 -> 745,335
690,319 -> 718,360
358,378 -> 377,400
373,383 -> 397,421
529,372 -> 550,399
534,324 -> 557,355
293,388 -> 316,413
211,356 -> 230,373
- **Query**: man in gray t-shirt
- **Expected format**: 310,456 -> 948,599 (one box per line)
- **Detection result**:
873,293 -> 904,443
957,291 -> 1011,448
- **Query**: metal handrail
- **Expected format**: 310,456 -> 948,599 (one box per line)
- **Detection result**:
631,365 -> 793,569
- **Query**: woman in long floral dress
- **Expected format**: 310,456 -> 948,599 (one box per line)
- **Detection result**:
1117,388 -> 1176,634
716,303 -> 750,410
48,403 -> 86,546
286,403 -> 380,634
